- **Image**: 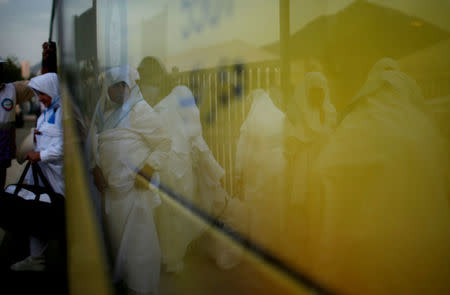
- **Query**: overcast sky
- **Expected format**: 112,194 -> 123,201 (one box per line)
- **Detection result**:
0,0 -> 52,66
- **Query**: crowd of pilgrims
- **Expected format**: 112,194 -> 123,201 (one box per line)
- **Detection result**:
84,57 -> 450,295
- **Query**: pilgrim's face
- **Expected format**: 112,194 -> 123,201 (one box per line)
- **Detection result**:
308,87 -> 325,108
108,81 -> 130,104
36,90 -> 53,108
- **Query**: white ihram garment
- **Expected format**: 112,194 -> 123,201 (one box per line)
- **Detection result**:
154,86 -> 227,272
89,66 -> 170,294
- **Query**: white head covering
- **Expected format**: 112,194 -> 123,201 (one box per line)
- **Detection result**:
341,58 -> 424,120
172,87 -> 202,139
288,72 -> 337,142
351,58 -> 400,103
95,66 -> 144,132
86,66 -> 170,176
154,85 -> 203,141
102,65 -> 140,90
28,73 -> 61,109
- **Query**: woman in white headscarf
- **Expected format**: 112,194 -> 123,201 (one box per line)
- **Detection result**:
235,89 -> 287,253
26,72 -> 64,195
9,72 -> 64,272
339,57 -> 400,120
153,85 -> 228,273
283,72 -> 337,259
88,66 -> 170,294
302,59 -> 450,295
286,72 -> 337,203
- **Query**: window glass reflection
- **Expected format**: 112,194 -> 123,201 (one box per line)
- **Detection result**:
59,1 -> 450,294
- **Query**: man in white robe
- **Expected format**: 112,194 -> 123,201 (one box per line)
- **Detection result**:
303,59 -> 450,295
235,89 -> 286,253
283,72 -> 337,260
153,85 -> 228,273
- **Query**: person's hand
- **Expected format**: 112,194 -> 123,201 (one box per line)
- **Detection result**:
93,165 -> 108,193
24,151 -> 41,163
41,41 -> 57,74
33,129 -> 42,143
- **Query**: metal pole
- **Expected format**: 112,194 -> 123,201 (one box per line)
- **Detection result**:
49,0 -> 57,41
280,0 -> 290,108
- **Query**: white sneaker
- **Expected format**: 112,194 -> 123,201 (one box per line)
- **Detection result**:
10,255 -> 46,272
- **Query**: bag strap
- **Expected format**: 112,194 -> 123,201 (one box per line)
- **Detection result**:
13,161 -> 32,196
31,162 -> 55,194
31,164 -> 42,200
32,164 -> 39,188
12,161 -> 59,202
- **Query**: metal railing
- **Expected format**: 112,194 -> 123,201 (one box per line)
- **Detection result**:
174,62 -> 281,196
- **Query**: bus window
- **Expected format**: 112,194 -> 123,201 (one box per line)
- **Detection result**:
57,1 -> 450,294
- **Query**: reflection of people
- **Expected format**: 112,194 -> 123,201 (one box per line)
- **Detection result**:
10,72 -> 64,271
285,72 -> 336,204
88,66 -> 170,294
424,95 -> 450,203
137,56 -> 173,107
340,57 -> 400,120
425,95 -> 450,141
304,60 -> 450,294
287,72 -> 336,140
235,89 -> 286,252
0,58 -> 34,190
154,85 -> 228,273
284,72 -> 337,258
